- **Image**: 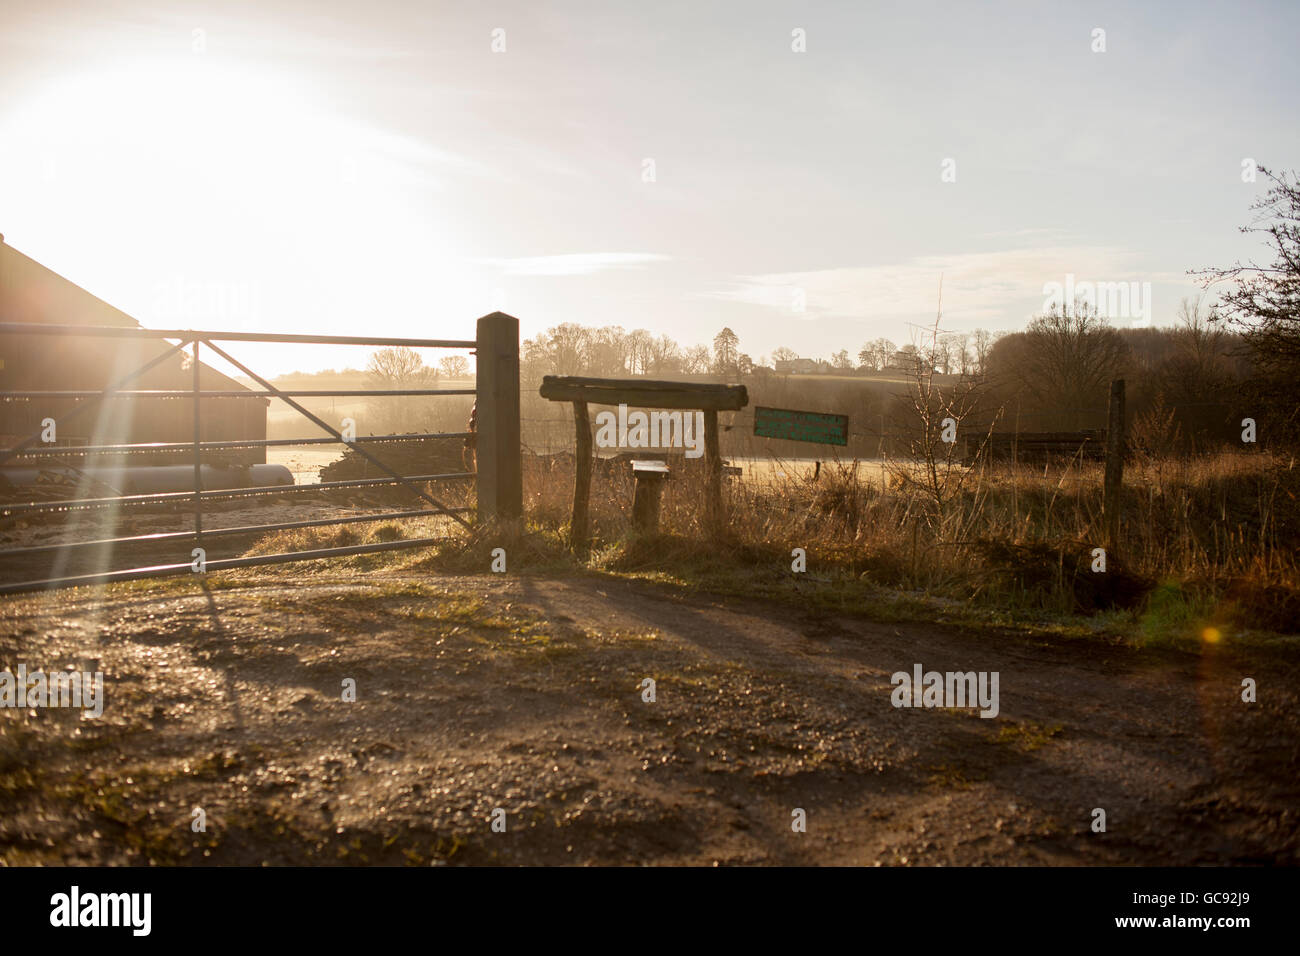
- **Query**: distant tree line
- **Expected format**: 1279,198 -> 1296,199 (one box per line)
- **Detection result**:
512,300 -> 1286,452
982,297 -> 1255,448
519,323 -> 1009,382
520,324 -> 716,380
357,164 -> 1298,453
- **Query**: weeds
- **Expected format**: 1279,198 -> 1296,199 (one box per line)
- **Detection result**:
515,447 -> 1299,637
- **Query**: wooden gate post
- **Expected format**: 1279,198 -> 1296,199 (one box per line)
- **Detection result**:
1103,378 -> 1125,550
475,312 -> 522,523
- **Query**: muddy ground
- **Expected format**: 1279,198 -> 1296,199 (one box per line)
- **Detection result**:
1,570 -> 1297,865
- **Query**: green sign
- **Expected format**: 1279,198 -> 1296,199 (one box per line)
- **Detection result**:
753,406 -> 849,446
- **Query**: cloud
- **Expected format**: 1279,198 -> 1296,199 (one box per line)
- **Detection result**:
472,253 -> 671,276
704,246 -> 1180,322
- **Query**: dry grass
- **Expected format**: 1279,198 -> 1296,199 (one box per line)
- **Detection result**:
216,448 -> 1298,643
517,449 -> 1300,638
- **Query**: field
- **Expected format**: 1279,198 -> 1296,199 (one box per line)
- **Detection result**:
1,446 -> 1297,865
267,447 -> 344,485
524,448 -> 1300,633
2,564 -> 1295,866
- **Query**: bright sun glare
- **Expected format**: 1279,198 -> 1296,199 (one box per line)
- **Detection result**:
1,55 -> 472,363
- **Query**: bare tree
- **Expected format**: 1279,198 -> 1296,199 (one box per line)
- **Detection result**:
1195,166 -> 1300,438
365,347 -> 436,435
941,332 -> 972,375
870,338 -> 898,370
971,329 -> 999,378
625,328 -> 654,375
531,323 -> 592,376
438,355 -> 470,379
930,335 -> 955,375
645,333 -> 682,375
1173,296 -> 1226,367
1196,165 -> 1300,378
1145,296 -> 1235,451
896,343 -> 925,373
586,326 -> 627,376
996,304 -> 1129,428
683,344 -> 711,374
367,346 -> 430,385
886,314 -> 1001,525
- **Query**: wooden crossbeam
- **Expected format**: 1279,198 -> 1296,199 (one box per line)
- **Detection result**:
539,375 -> 747,411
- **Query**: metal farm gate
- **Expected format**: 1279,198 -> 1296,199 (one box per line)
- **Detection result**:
0,313 -> 521,595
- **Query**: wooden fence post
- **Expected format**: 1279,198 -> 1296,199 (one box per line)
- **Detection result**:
475,312 -> 522,523
704,408 -> 722,528
1103,378 -> 1125,550
571,399 -> 592,549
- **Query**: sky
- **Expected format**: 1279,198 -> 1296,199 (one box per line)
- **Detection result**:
1,0 -> 1297,375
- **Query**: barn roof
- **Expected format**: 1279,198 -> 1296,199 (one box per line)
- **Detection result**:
0,235 -> 261,398
0,236 -> 142,329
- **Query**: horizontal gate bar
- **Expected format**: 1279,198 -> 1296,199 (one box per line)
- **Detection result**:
6,432 -> 474,457
0,534 -> 453,596
0,507 -> 470,558
203,338 -> 474,531
0,389 -> 476,398
0,322 -> 475,349
0,338 -> 190,468
0,472 -> 474,515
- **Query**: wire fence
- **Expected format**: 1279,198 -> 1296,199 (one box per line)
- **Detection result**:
515,394 -> 1245,463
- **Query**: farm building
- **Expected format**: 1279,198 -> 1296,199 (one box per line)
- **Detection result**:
774,358 -> 823,374
0,237 -> 268,463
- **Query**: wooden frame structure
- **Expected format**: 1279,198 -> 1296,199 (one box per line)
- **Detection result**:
538,376 -> 748,548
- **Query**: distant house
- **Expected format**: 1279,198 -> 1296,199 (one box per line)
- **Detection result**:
0,237 -> 268,462
774,357 -> 820,375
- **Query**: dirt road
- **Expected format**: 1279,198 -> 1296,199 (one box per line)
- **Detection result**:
1,571 -> 1296,865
